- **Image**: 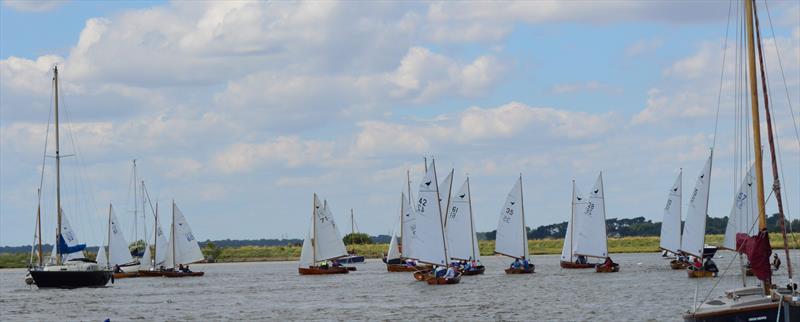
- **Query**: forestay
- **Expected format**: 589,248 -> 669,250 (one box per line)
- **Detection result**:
573,173 -> 608,258
495,177 -> 527,259
410,160 -> 448,265
659,171 -> 683,253
679,152 -> 713,258
561,182 -> 584,262
312,195 -> 348,262
164,203 -> 204,268
723,164 -> 760,250
446,179 -> 479,261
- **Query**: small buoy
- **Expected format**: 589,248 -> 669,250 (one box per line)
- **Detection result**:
637,262 -> 643,266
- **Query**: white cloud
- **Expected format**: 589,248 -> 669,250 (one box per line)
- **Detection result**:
213,136 -> 334,173
550,81 -> 623,95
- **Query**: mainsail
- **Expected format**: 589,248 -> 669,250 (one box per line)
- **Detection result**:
409,160 -> 448,265
560,181 -> 584,262
48,212 -> 85,264
312,194 -> 348,262
679,152 -> 713,257
102,205 -> 134,268
446,178 -> 480,261
164,203 -> 204,268
723,164 -> 760,250
400,191 -> 417,260
573,173 -> 608,258
659,171 -> 683,253
495,177 -> 528,259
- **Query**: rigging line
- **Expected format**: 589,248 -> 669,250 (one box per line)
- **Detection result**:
711,0 -> 735,150
763,0 -> 800,145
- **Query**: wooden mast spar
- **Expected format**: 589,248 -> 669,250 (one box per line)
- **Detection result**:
54,66 -> 62,265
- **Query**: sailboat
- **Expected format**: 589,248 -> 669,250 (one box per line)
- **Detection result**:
494,175 -> 534,274
683,0 -> 799,319
298,194 -> 352,275
138,201 -> 170,277
408,159 -> 460,284
162,202 -> 205,277
659,171 -> 689,270
336,208 -> 366,264
560,180 -> 598,269
574,173 -> 617,273
97,204 -> 138,278
678,152 -> 717,278
27,66 -> 113,288
445,177 -> 484,275
386,191 -> 424,272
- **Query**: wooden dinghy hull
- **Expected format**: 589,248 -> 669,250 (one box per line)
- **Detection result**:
413,270 -> 432,281
387,264 -> 418,272
461,266 -> 486,275
113,272 -> 139,279
298,267 -> 349,275
505,265 -> 535,274
560,261 -> 596,269
425,273 -> 462,285
137,270 -> 167,277
595,265 -> 619,273
670,260 -> 690,270
687,269 -> 715,278
163,271 -> 205,278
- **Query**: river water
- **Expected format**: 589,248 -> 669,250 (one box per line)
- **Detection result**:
1,251 -> 796,321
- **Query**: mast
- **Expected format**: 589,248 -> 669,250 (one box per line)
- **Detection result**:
133,160 -> 138,244
743,0 -> 769,295
431,159 -> 448,263
106,204 -> 112,268
399,193 -> 404,258
467,177 -> 477,261
54,66 -> 62,266
36,188 -> 43,267
753,2 -> 792,281
312,193 -> 317,264
142,179 -> 147,251
519,174 -> 527,259
442,169 -> 454,227
351,208 -> 355,236
171,200 -> 176,268
600,172 -> 608,256
407,170 -> 412,204
570,180 -> 575,262
153,202 -> 158,267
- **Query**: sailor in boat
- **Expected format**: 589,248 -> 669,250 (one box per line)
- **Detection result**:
179,264 -> 192,273
444,265 -> 457,280
521,257 -> 530,269
113,264 -> 122,274
319,261 -> 329,269
772,253 -> 781,271
703,258 -> 718,276
600,257 -> 617,269
575,255 -> 587,264
433,265 -> 446,278
690,257 -> 702,270
510,258 -> 521,269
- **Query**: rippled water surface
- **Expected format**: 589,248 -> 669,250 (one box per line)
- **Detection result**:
1,251 -> 796,321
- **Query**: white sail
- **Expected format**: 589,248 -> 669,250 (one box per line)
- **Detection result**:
723,164 -> 760,250
409,160 -> 448,265
439,169 -> 454,223
107,206 -> 134,266
48,213 -> 85,264
561,182 -> 584,262
400,191 -> 417,260
679,152 -> 713,257
96,245 -> 108,268
659,171 -> 683,253
139,244 -> 152,270
446,178 -> 479,261
164,203 -> 204,268
153,218 -> 168,266
298,214 -> 314,267
495,177 -> 527,259
312,195 -> 348,262
573,173 -> 609,258
387,234 -> 401,260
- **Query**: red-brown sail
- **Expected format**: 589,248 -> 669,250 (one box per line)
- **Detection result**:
736,231 -> 772,282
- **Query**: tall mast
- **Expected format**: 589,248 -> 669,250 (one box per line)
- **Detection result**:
54,66 -> 63,266
106,204 -> 112,268
600,172 -> 608,256
351,208 -> 355,235
753,2 -> 792,281
133,160 -> 138,243
431,159 -> 448,264
153,202 -> 158,267
519,174 -> 527,259
467,177 -> 477,261
142,179 -> 147,249
570,180 -> 575,261
407,170 -> 412,204
399,193 -> 404,258
171,200 -> 176,268
312,193 -> 317,264
743,0 -> 769,295
36,188 -> 43,267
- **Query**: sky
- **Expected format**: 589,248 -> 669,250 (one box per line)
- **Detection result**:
1,0 -> 798,247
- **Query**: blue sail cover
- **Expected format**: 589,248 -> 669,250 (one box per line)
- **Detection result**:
58,234 -> 86,254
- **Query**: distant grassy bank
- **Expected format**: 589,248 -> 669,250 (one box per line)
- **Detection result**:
3,234 -> 797,269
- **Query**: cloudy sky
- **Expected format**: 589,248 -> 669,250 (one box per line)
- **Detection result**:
1,1 -> 798,246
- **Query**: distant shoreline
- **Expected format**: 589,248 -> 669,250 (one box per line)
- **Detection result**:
2,234 -> 796,269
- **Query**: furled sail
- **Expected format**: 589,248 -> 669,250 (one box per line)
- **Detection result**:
573,173 -> 608,258
659,171 -> 683,253
495,177 -> 527,259
723,164 -> 760,250
679,152 -> 713,257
